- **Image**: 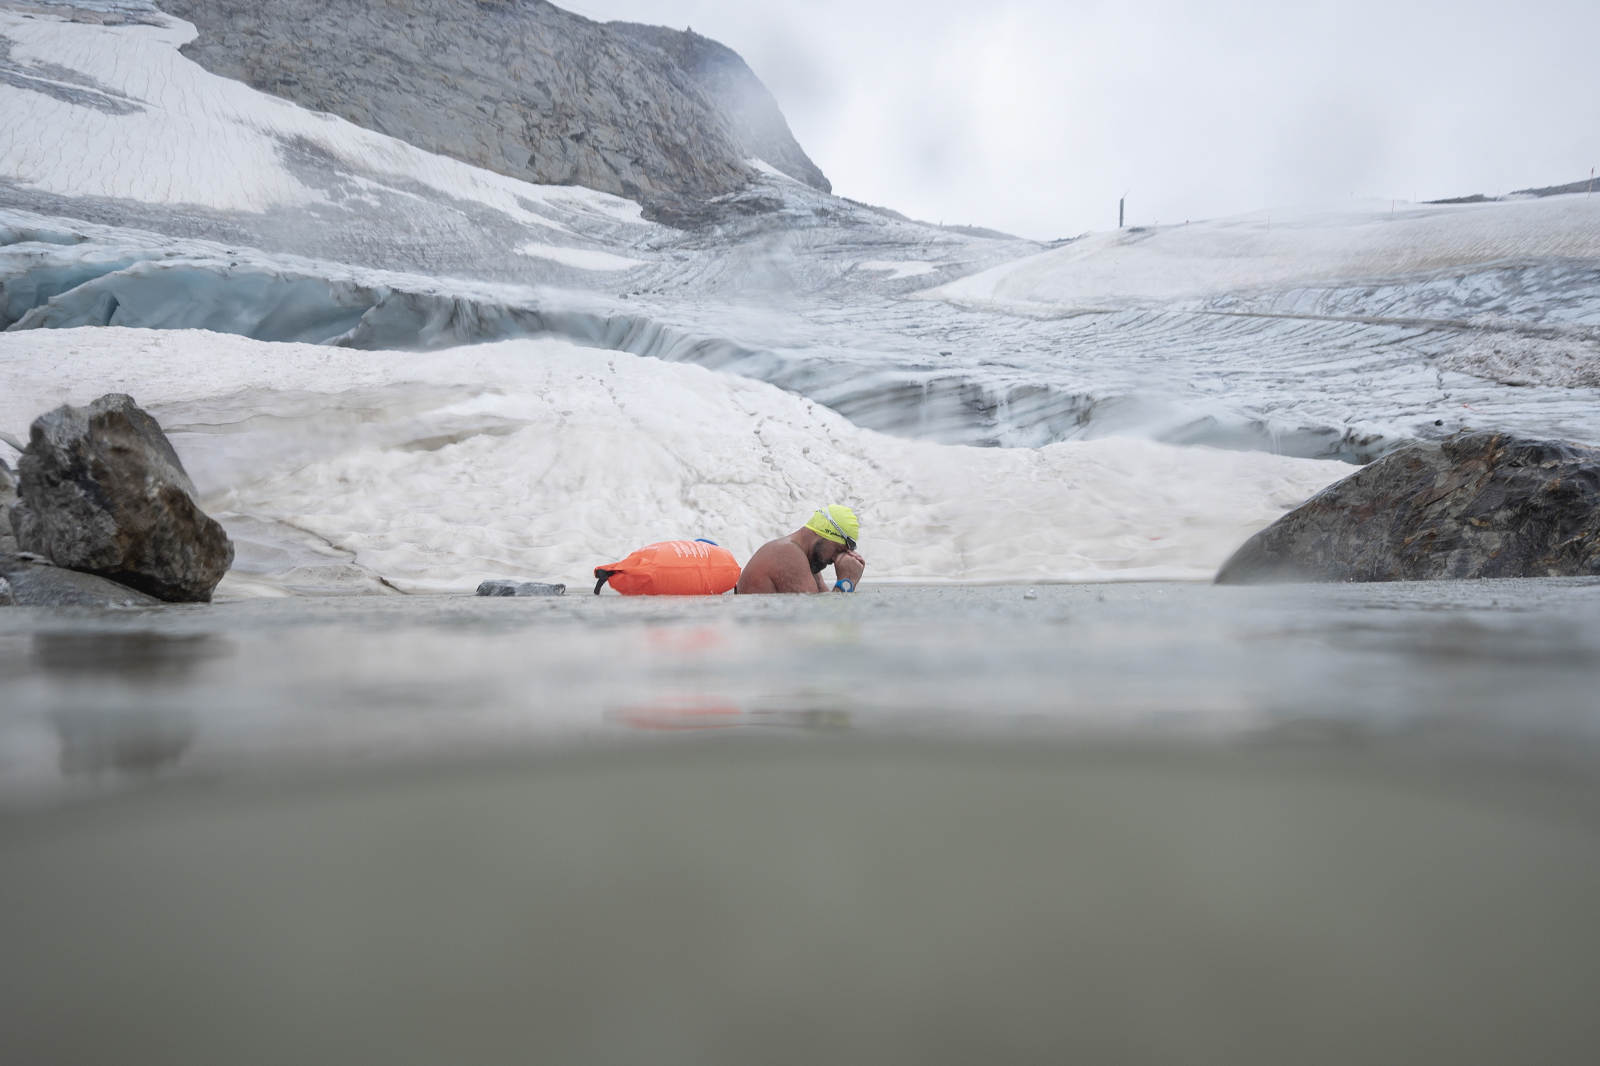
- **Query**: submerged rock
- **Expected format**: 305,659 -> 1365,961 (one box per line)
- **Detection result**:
9,394 -> 233,602
0,553 -> 161,607
476,579 -> 567,597
1216,431 -> 1600,584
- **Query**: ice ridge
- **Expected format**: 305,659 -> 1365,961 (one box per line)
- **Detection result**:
7,215 -> 1600,465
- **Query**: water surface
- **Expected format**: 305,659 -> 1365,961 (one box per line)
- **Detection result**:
5,578 -> 1599,799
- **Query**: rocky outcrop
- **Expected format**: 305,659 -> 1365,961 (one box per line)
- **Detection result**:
0,553 -> 162,606
1216,431 -> 1600,584
159,0 -> 830,222
608,23 -> 829,195
476,579 -> 565,597
9,394 -> 233,602
0,458 -> 16,555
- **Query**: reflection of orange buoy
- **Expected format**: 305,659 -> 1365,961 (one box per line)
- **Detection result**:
609,702 -> 744,731
594,540 -> 741,596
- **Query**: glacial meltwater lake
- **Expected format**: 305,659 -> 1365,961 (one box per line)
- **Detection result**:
4,581 -> 1600,1064
4,579 -> 1600,792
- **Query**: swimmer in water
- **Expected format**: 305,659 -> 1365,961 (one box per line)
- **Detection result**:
735,505 -> 866,594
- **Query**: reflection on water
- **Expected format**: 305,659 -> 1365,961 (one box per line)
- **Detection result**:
1,579 -> 1599,796
24,633 -> 229,783
608,693 -> 853,732
32,632 -> 230,679
53,706 -> 195,777
3,586 -> 1600,1062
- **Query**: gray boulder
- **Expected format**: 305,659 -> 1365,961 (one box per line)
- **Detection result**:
1216,431 -> 1600,584
0,554 -> 162,607
9,394 -> 233,602
476,579 -> 566,597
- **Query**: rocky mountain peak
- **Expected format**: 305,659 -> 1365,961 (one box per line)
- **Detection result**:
157,0 -> 830,224
607,21 -> 830,195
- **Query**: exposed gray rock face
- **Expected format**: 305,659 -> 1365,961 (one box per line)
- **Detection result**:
1216,431 -> 1600,584
477,579 -> 566,597
0,553 -> 162,606
0,458 -> 16,555
608,23 -> 829,195
10,394 -> 234,602
158,0 -> 829,222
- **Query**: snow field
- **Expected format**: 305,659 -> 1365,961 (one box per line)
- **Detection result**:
928,197 -> 1600,313
517,245 -> 649,272
0,8 -> 648,231
0,328 -> 1351,592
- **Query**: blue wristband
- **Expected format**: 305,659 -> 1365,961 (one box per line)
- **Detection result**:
833,579 -> 855,593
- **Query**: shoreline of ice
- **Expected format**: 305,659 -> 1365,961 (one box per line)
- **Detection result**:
0,327 -> 1351,594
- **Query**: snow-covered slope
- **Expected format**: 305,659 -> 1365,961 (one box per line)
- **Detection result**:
0,327 -> 1349,592
0,4 -> 650,231
926,198 -> 1600,313
4,0 -> 1599,571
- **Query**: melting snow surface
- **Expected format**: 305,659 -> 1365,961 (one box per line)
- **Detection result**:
0,328 -> 1349,593
928,198 -> 1600,312
858,261 -> 941,280
517,244 -> 648,271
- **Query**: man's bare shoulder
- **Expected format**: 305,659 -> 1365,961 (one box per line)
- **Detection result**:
748,537 -> 806,563
737,537 -> 813,594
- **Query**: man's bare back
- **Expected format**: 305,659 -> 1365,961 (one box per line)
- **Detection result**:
736,508 -> 865,595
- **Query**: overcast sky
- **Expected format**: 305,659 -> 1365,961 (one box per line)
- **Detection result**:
562,1 -> 1599,240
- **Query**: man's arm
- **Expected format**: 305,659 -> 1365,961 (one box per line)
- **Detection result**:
768,543 -> 826,593
832,550 -> 866,590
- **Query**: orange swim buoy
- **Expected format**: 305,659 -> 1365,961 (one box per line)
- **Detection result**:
594,539 -> 742,596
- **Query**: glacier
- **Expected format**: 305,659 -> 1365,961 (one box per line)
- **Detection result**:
3,2 -> 1599,594
0,327 -> 1350,593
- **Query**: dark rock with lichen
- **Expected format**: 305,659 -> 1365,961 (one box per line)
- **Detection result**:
1215,431 -> 1600,584
476,579 -> 566,597
9,394 -> 233,602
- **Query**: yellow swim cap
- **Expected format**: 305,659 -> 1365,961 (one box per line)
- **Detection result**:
806,505 -> 859,547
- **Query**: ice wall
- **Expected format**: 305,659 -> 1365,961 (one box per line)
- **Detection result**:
5,9 -> 1599,470
8,207 -> 1600,466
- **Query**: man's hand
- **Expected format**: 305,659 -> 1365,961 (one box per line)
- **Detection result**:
834,550 -> 866,586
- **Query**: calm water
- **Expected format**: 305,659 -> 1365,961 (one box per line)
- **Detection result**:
4,581 -> 1600,1064
3,578 -> 1600,798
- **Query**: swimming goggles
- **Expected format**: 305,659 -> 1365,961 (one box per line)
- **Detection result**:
821,509 -> 856,552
